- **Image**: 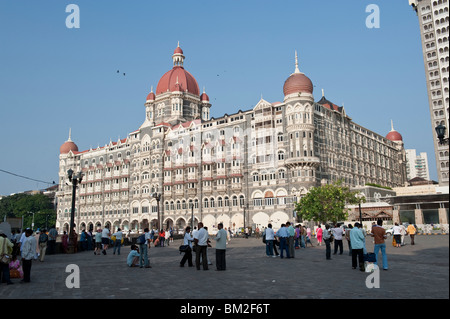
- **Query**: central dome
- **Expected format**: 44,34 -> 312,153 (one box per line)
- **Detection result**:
283,50 -> 313,96
283,73 -> 313,96
156,66 -> 200,95
155,44 -> 200,96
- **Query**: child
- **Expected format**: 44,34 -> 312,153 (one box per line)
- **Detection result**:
9,255 -> 24,279
127,244 -> 140,267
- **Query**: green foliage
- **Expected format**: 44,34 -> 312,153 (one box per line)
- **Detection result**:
295,180 -> 364,224
364,183 -> 392,190
0,193 -> 55,230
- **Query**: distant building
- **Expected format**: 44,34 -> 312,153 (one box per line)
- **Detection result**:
408,0 -> 449,186
406,149 -> 431,180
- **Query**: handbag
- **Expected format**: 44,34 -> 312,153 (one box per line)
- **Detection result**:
179,245 -> 190,253
1,239 -> 11,265
10,268 -> 21,279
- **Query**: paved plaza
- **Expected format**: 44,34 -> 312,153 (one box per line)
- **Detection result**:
1,235 -> 448,300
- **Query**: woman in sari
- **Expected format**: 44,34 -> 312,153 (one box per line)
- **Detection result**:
316,225 -> 323,246
61,231 -> 69,253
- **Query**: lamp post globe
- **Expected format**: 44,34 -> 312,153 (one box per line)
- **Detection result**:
435,124 -> 448,145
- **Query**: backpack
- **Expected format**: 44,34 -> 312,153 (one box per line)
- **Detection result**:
136,234 -> 146,245
39,233 -> 48,243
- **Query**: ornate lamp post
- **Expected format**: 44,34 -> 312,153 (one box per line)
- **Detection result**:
67,168 -> 83,254
152,193 -> 162,230
435,124 -> 448,145
355,192 -> 365,225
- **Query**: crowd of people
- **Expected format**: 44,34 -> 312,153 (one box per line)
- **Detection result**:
127,222 -> 228,271
1,220 -> 420,286
0,225 -> 59,285
260,220 -> 418,272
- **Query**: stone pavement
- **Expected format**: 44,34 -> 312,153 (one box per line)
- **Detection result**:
0,235 -> 448,300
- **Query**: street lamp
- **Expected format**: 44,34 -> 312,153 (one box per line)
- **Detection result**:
240,201 -> 249,237
152,192 -> 162,230
190,202 -> 194,230
67,168 -> 83,254
355,192 -> 365,225
435,124 -> 448,145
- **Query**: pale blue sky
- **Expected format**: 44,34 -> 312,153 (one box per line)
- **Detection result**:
0,0 -> 435,195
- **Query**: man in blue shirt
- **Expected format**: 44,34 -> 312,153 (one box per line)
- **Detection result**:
275,224 -> 290,259
350,222 -> 365,271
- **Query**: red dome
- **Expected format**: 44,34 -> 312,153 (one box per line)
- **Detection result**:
174,46 -> 183,54
200,92 -> 209,102
386,130 -> 403,142
283,73 -> 313,96
60,141 -> 78,154
146,91 -> 155,101
156,66 -> 199,95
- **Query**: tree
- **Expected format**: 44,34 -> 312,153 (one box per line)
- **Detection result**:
0,193 -> 55,230
295,180 -> 364,224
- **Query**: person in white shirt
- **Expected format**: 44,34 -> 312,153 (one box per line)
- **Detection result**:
180,226 -> 194,267
112,228 -> 123,255
194,222 -> 209,270
21,229 -> 36,283
264,224 -> 276,257
101,226 -> 110,255
331,224 -> 344,255
214,223 -> 227,271
393,223 -> 402,248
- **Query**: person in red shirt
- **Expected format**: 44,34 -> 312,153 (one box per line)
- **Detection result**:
159,229 -> 165,247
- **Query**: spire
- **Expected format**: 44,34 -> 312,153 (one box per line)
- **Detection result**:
151,85 -> 153,93
391,119 -> 394,131
67,128 -> 72,142
294,50 -> 300,74
177,40 -> 180,47
322,88 -> 325,97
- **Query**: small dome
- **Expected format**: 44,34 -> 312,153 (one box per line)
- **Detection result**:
174,46 -> 183,54
200,87 -> 209,102
146,91 -> 155,101
283,73 -> 313,96
386,120 -> 403,142
386,130 -> 403,142
60,140 -> 78,154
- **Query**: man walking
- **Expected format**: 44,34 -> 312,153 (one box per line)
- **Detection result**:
350,222 -> 365,271
47,225 -> 58,255
194,222 -> 209,270
265,224 -> 275,257
371,219 -> 388,271
407,223 -> 417,245
101,225 -> 110,255
286,222 -> 295,258
323,224 -> 332,260
138,228 -> 151,268
38,229 -> 48,262
112,228 -> 123,255
275,224 -> 290,259
332,224 -> 344,255
345,224 -> 353,256
21,229 -> 36,283
214,223 -> 227,271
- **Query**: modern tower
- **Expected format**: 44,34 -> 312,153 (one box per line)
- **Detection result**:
409,0 -> 449,186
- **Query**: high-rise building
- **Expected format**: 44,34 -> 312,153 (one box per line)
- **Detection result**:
56,45 -> 407,234
406,149 -> 431,180
409,0 -> 449,186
